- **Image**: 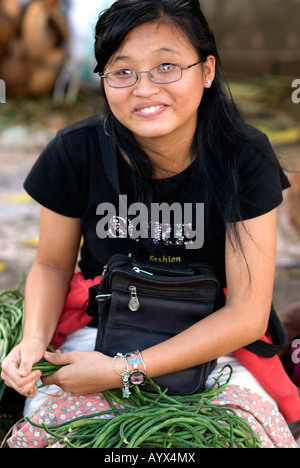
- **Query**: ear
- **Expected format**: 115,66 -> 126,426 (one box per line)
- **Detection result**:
203,55 -> 216,88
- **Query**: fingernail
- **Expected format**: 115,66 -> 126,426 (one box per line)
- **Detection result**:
44,351 -> 52,359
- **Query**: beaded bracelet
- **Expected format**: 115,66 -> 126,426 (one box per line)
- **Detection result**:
113,350 -> 147,397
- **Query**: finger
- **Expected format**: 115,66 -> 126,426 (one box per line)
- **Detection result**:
41,351 -> 70,387
18,361 -> 32,377
18,372 -> 41,398
26,386 -> 38,399
1,353 -> 21,372
21,375 -> 41,399
1,354 -> 23,381
43,350 -> 71,366
3,368 -> 42,396
41,371 -> 59,387
18,354 -> 38,378
27,371 -> 44,398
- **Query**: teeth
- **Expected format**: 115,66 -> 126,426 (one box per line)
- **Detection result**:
140,106 -> 163,114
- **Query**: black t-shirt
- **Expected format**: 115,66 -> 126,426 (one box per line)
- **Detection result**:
24,115 -> 290,286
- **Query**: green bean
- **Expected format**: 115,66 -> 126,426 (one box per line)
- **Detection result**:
25,375 -> 262,448
0,289 -> 26,413
0,286 -> 26,433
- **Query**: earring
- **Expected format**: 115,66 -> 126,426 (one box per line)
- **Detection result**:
103,113 -> 112,137
206,79 -> 211,85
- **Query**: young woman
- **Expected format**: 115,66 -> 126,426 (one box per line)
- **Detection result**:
2,0 -> 299,448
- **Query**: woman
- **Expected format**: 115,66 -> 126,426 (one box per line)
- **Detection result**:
1,0 -> 299,448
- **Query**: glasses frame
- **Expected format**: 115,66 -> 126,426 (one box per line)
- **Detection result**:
99,60 -> 204,88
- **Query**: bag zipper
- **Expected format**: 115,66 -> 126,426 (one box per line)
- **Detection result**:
99,255 -> 221,298
95,293 -> 113,302
125,284 -> 216,308
115,270 -> 220,289
128,285 -> 140,311
132,267 -> 153,276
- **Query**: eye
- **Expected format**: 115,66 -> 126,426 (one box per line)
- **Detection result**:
112,69 -> 135,78
157,63 -> 177,72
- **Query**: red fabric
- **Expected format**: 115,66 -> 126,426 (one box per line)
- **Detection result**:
51,272 -> 300,423
50,271 -> 101,349
233,343 -> 300,423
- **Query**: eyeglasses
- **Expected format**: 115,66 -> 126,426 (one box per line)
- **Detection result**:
100,60 -> 203,88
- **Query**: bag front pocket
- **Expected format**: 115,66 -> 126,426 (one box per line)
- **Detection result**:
101,289 -> 215,354
93,259 -> 224,395
96,290 -> 218,395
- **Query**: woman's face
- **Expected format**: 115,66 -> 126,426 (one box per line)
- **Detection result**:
103,22 -> 215,147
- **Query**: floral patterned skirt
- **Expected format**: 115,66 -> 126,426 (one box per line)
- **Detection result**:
7,384 -> 298,449
5,327 -> 299,449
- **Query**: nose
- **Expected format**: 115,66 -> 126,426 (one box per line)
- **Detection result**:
133,71 -> 160,96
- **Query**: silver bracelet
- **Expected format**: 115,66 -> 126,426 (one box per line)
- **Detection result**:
113,353 -> 130,398
113,350 -> 147,398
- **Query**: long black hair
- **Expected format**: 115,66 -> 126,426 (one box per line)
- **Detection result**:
93,0 -> 270,257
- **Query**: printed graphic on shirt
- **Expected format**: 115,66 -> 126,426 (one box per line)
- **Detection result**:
96,195 -> 204,250
149,255 -> 182,263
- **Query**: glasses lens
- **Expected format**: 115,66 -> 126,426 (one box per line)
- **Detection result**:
106,70 -> 137,88
151,64 -> 182,83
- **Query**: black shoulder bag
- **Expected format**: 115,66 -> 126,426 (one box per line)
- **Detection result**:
88,253 -> 225,395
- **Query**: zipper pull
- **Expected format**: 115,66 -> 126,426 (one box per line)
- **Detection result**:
128,285 -> 140,311
133,267 -> 153,276
96,293 -> 112,302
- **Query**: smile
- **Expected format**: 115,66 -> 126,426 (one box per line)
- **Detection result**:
140,105 -> 163,114
135,105 -> 166,116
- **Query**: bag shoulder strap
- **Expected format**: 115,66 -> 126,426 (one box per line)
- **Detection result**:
97,120 -> 120,196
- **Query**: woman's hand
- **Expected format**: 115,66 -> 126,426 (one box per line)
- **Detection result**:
41,350 -> 121,396
1,338 -> 44,398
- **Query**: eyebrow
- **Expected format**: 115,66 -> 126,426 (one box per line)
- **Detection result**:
153,47 -> 181,56
111,47 -> 181,65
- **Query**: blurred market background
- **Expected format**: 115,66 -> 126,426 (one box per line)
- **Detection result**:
0,0 -> 300,311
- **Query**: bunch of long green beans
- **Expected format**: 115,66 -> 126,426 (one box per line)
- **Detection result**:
26,368 -> 262,449
0,285 -> 64,438
0,286 -> 262,448
0,286 -> 63,403
0,287 -> 25,402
